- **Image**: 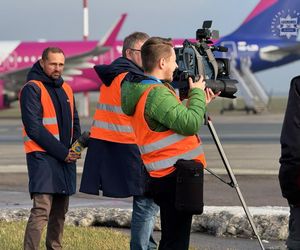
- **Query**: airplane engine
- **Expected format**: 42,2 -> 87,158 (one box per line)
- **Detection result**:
0,80 -> 18,109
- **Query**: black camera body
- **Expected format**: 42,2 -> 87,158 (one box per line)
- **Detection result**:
172,21 -> 238,100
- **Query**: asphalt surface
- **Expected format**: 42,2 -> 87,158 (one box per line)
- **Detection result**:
0,114 -> 287,249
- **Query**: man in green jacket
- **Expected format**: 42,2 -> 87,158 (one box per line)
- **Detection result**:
121,37 -> 217,250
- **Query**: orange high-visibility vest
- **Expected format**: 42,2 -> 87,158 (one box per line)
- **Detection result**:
90,72 -> 136,143
131,84 -> 206,178
21,80 -> 74,153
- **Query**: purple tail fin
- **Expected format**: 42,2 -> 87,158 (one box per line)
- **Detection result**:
228,0 -> 300,41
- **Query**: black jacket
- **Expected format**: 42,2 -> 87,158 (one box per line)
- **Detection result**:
20,61 -> 81,195
79,57 -> 146,198
279,75 -> 300,205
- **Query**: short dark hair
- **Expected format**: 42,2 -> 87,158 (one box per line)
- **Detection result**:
122,32 -> 149,57
42,47 -> 65,61
141,37 -> 173,72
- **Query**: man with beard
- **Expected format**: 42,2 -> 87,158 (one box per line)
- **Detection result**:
20,47 -> 81,250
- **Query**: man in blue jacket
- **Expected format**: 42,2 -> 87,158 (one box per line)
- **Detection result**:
20,47 -> 81,250
80,32 -> 159,250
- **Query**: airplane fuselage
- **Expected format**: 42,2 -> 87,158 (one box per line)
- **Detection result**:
214,38 -> 300,73
0,40 -> 126,95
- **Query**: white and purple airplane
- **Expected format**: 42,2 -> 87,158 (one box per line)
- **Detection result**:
0,14 -> 127,109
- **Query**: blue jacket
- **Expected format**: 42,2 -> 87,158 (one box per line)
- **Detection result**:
79,57 -> 146,198
20,61 -> 81,195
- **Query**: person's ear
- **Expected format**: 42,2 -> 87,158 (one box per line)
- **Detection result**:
158,57 -> 165,69
39,59 -> 44,70
125,49 -> 132,60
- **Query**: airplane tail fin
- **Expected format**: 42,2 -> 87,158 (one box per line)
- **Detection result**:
228,0 -> 300,41
98,13 -> 127,47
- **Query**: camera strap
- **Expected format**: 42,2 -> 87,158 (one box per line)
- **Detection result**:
190,45 -> 205,78
204,46 -> 218,80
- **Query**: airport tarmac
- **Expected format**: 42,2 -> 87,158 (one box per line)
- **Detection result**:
0,113 -> 283,174
0,113 -> 287,249
0,113 -> 286,207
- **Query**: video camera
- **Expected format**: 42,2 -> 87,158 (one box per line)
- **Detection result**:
172,20 -> 238,100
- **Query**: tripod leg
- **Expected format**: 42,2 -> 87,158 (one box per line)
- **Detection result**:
206,117 -> 265,250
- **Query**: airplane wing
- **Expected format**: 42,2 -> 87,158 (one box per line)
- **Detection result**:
0,66 -> 30,95
0,13 -> 127,86
259,43 -> 300,62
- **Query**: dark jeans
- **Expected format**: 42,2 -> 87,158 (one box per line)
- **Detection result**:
149,170 -> 193,250
23,194 -> 69,250
287,205 -> 300,250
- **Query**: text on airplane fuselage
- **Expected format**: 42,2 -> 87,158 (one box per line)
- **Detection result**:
237,41 -> 259,52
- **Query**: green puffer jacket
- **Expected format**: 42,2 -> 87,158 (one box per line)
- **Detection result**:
121,75 -> 206,136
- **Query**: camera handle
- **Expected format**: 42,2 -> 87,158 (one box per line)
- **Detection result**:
204,113 -> 265,250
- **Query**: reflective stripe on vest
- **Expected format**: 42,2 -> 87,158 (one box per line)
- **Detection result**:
21,80 -> 74,153
23,134 -> 60,142
145,145 -> 204,171
131,84 -> 206,178
92,120 -> 133,133
42,117 -> 57,125
90,72 -> 136,143
140,133 -> 187,154
96,103 -> 123,114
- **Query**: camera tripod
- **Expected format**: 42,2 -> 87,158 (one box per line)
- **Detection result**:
204,114 -> 265,250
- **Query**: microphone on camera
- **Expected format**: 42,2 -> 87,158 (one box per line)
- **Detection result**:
210,45 -> 228,52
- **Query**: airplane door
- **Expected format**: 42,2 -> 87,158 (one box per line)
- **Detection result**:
220,41 -> 238,59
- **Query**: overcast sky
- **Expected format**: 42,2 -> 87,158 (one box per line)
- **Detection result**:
1,0 -> 299,95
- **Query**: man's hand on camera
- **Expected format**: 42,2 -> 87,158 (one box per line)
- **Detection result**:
65,149 -> 81,163
205,88 -> 220,105
188,75 -> 205,90
188,75 -> 220,104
